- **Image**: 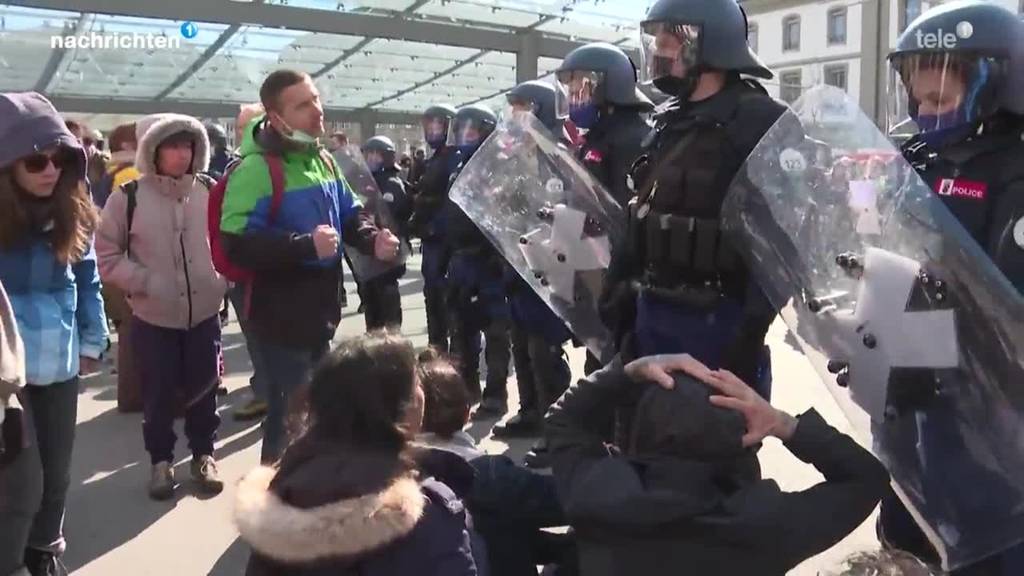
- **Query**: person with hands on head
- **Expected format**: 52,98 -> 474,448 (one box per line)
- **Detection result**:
545,353 -> 890,576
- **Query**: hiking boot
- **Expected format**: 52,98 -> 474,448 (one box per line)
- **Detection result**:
492,410 -> 542,438
191,455 -> 224,495
472,396 -> 507,420
233,398 -> 269,421
149,461 -> 176,501
524,438 -> 551,470
23,548 -> 67,576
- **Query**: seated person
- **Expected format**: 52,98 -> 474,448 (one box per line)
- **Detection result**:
234,333 -> 485,576
546,354 -> 891,576
415,350 -> 574,576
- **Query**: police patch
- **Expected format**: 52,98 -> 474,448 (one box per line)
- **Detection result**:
1014,216 -> 1024,249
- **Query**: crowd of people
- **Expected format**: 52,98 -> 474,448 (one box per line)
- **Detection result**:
1,0 -> 1023,574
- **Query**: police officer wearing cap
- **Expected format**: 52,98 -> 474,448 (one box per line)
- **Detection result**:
443,104 -> 512,418
602,0 -> 787,396
411,104 -> 458,352
490,80 -> 574,469
555,42 -> 654,208
880,2 -> 1024,573
360,135 -> 412,332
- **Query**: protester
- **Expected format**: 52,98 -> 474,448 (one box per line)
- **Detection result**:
96,113 -> 227,500
234,332 -> 483,576
228,103 -> 270,423
327,131 -> 348,152
219,69 -> 399,463
546,354 -> 890,575
94,122 -> 139,210
0,91 -> 108,576
415,350 -> 572,576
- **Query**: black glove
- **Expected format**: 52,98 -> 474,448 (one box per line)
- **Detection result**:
0,406 -> 25,468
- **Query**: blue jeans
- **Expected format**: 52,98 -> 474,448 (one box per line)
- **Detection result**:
228,284 -> 267,403
260,340 -> 328,463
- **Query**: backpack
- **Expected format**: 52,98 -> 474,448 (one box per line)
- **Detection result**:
207,154 -> 286,283
122,174 -> 217,259
95,163 -> 132,209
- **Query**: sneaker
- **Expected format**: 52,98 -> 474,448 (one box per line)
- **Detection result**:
233,399 -> 269,421
149,461 -> 176,501
472,397 -> 508,421
23,548 -> 68,576
191,455 -> 225,495
492,410 -> 542,438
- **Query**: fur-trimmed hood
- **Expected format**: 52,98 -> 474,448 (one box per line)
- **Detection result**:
234,466 -> 425,564
135,113 -> 209,176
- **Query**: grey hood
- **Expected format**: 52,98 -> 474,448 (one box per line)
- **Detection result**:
135,113 -> 210,176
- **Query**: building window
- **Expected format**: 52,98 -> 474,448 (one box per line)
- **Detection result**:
782,15 -> 801,51
824,64 -> 848,91
748,22 -> 759,53
780,70 -> 803,103
827,7 -> 847,45
904,0 -> 923,31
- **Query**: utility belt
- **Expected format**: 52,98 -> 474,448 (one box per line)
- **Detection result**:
628,202 -> 744,305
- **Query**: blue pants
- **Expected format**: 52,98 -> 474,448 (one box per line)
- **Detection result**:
635,293 -> 772,399
421,240 -> 450,350
229,283 -> 267,403
260,339 -> 329,463
133,315 -> 222,465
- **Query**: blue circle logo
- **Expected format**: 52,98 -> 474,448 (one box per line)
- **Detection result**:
180,21 -> 198,39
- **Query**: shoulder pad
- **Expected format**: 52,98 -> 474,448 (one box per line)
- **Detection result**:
420,477 -> 465,516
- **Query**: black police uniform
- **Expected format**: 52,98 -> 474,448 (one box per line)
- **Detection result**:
361,164 -> 412,331
606,77 -> 785,392
411,146 -> 456,350
578,110 -> 651,208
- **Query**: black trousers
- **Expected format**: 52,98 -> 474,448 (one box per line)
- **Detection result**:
362,276 -> 402,332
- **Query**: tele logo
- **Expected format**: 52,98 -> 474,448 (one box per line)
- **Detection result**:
915,21 -> 973,49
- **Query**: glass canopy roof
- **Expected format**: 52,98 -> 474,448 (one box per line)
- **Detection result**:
0,0 -> 646,117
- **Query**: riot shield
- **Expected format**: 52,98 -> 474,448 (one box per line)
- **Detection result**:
449,111 -> 625,360
723,85 -> 1024,569
333,145 -> 409,280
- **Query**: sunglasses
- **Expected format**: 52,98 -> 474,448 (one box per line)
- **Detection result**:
22,149 -> 74,174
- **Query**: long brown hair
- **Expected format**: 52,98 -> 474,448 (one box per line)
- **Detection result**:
0,152 -> 99,264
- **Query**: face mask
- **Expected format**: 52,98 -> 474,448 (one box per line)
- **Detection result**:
276,115 -> 319,146
912,108 -> 972,148
456,144 -> 479,160
367,157 -> 384,173
569,103 -> 600,130
654,74 -> 698,101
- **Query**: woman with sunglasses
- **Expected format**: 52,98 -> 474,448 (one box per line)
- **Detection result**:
0,92 -> 109,576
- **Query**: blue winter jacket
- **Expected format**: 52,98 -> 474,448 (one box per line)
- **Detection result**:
0,236 -> 108,385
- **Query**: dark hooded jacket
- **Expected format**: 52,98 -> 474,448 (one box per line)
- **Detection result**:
236,439 -> 483,576
545,359 -> 890,576
577,109 -> 650,208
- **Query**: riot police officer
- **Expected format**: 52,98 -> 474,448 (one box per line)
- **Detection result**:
880,3 -> 1024,573
411,104 -> 458,352
603,0 -> 785,394
360,135 -> 412,331
555,42 -> 653,209
491,81 -> 574,469
444,105 -> 511,417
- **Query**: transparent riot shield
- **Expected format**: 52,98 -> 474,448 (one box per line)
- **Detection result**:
723,85 -> 1024,569
333,145 -> 409,280
449,111 -> 625,360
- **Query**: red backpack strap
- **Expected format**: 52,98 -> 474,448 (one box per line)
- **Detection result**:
263,154 -> 286,224
318,148 -> 341,182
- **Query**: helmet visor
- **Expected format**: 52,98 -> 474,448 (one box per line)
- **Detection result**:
447,117 -> 493,148
422,116 -> 452,145
639,22 -> 702,85
886,52 -> 1007,136
554,70 -> 605,119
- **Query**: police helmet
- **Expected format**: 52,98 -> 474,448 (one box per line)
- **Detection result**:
887,0 -> 1024,136
422,104 -> 457,148
507,80 -> 560,134
554,42 -> 654,121
204,122 -> 228,150
640,0 -> 771,98
362,135 -> 396,155
448,104 -> 498,149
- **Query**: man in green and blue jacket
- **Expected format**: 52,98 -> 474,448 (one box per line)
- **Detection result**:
220,70 -> 400,463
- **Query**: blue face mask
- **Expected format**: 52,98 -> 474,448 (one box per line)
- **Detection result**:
912,108 -> 972,148
366,157 -> 384,173
456,144 -> 479,160
569,103 -> 600,130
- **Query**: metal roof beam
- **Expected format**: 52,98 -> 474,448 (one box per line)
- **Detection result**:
155,23 -> 241,100
45,95 -> 421,125
8,0 -> 585,58
35,13 -> 90,92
